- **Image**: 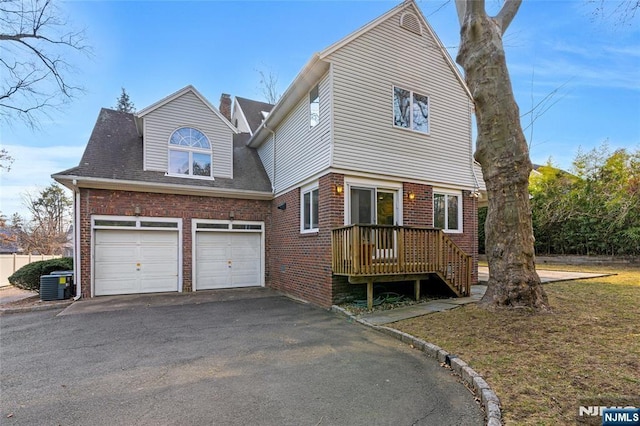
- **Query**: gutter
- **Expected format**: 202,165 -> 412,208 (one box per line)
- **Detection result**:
52,174 -> 274,200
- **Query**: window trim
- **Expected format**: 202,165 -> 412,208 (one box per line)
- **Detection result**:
392,85 -> 430,135
300,182 -> 319,234
166,127 -> 214,180
433,189 -> 463,233
343,177 -> 403,226
309,84 -> 320,128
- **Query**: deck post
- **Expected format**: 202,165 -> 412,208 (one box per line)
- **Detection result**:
367,279 -> 373,310
414,279 -> 420,301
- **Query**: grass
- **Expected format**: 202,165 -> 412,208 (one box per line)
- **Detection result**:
392,264 -> 640,425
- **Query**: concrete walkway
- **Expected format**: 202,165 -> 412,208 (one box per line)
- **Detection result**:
0,286 -> 37,304
478,266 -> 611,283
358,267 -> 612,325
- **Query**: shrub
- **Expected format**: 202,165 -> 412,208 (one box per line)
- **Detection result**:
8,257 -> 74,292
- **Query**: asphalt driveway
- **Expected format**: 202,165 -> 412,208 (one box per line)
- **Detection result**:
1,290 -> 483,425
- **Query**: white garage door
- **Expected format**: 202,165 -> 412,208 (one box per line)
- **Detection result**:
195,232 -> 261,290
94,230 -> 179,296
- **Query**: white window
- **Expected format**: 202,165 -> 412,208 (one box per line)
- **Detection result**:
309,85 -> 320,128
301,184 -> 319,233
393,86 -> 429,133
433,191 -> 462,232
167,127 -> 213,178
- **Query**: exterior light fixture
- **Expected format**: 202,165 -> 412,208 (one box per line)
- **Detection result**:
408,192 -> 416,201
134,206 -> 141,216
336,184 -> 344,195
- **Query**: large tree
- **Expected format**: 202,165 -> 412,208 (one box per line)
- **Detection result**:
455,0 -> 549,310
14,182 -> 72,254
0,0 -> 89,127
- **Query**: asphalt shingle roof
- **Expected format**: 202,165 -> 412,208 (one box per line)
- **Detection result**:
56,108 -> 272,193
235,97 -> 274,134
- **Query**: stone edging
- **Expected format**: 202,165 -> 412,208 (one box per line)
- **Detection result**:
331,305 -> 502,426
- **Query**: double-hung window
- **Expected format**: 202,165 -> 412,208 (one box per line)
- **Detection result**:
168,127 -> 212,178
393,86 -> 429,133
301,184 -> 319,233
433,191 -> 462,232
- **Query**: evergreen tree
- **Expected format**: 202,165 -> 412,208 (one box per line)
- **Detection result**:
115,88 -> 136,113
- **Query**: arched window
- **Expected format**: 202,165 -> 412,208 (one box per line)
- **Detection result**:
167,127 -> 212,178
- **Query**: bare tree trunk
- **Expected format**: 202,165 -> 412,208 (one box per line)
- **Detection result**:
455,0 -> 549,310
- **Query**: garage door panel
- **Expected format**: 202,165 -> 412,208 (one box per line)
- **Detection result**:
94,262 -> 138,279
95,229 -> 179,296
95,230 -> 138,244
195,231 -> 261,290
140,246 -> 178,262
95,277 -> 139,296
95,247 -> 137,263
139,276 -> 178,293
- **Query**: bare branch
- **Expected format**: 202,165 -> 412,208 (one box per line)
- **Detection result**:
494,0 -> 522,34
256,65 -> 280,104
0,0 -> 90,128
454,0 -> 466,26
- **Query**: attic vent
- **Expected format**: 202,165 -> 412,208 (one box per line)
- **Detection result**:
400,12 -> 422,35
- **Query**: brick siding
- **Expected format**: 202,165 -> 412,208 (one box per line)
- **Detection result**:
78,177 -> 478,304
78,188 -> 271,298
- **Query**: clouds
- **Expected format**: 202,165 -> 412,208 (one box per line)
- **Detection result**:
0,144 -> 85,219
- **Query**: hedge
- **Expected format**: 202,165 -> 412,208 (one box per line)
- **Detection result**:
8,257 -> 74,292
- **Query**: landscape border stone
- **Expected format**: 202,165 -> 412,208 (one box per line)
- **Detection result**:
331,304 -> 503,426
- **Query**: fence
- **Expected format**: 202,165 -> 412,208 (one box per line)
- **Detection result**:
1,254 -> 62,287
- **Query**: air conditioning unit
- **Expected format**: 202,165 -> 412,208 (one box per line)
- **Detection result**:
40,272 -> 73,301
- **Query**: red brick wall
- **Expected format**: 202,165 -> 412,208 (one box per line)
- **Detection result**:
78,188 -> 271,298
78,178 -> 478,303
403,182 -> 432,227
267,173 -> 345,308
445,191 -> 479,284
403,183 -> 478,284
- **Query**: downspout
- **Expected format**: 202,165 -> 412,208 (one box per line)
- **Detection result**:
72,180 -> 82,300
264,124 -> 276,193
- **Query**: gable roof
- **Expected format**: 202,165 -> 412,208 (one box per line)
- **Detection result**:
248,0 -> 471,148
234,97 -> 274,135
136,85 -> 238,134
53,108 -> 272,197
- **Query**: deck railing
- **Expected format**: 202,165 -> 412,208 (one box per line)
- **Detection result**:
331,224 -> 471,296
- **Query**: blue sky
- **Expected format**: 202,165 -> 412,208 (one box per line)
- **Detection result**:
1,0 -> 638,220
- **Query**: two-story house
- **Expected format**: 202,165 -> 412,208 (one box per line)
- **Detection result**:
53,0 -> 484,308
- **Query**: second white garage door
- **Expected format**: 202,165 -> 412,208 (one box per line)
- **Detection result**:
195,232 -> 262,290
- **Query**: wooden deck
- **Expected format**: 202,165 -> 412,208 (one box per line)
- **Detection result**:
331,224 -> 472,308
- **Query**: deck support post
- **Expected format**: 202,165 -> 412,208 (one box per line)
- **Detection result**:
414,279 -> 420,301
367,279 -> 374,310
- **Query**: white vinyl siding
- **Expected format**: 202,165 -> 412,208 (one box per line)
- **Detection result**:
271,72 -> 332,193
327,6 -> 475,189
257,133 -> 274,187
143,91 -> 233,178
